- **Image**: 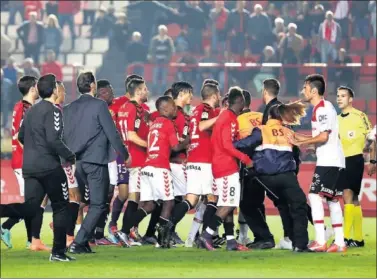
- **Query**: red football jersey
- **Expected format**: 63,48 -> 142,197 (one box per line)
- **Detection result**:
149,111 -> 160,122
109,96 -> 129,131
187,103 -> 219,163
11,100 -> 32,169
118,101 -> 149,167
211,109 -> 250,178
141,103 -> 150,112
145,116 -> 179,169
171,106 -> 190,160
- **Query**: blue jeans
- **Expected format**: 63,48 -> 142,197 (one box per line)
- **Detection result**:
152,64 -> 168,96
354,18 -> 370,39
58,14 -> 76,39
320,41 -> 337,63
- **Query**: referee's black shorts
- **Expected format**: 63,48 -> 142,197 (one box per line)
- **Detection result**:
336,154 -> 364,196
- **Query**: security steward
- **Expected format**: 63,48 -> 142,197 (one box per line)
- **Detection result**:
234,102 -> 310,252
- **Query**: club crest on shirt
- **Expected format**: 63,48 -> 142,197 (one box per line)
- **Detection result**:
135,119 -> 141,128
202,112 -> 208,119
348,130 -> 355,138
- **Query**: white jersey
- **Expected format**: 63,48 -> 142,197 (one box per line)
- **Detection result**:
367,125 -> 376,141
311,99 -> 345,168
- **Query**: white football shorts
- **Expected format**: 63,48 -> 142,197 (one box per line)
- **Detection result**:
108,160 -> 118,186
62,165 -> 78,189
140,166 -> 174,202
129,167 -> 141,193
13,169 -> 25,197
215,172 -> 241,207
186,163 -> 214,196
170,163 -> 187,196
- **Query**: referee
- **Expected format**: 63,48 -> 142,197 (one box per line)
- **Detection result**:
336,86 -> 372,247
0,74 -> 76,262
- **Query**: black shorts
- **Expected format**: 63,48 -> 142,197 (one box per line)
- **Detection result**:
309,166 -> 342,199
336,154 -> 364,196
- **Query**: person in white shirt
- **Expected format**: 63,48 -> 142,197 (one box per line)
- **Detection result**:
289,74 -> 346,253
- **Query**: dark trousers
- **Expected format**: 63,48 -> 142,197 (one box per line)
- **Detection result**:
24,43 -> 41,64
258,172 -> 309,249
0,167 -> 69,254
74,161 -> 109,245
83,10 -> 96,25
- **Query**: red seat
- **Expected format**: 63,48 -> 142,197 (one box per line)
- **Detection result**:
350,38 -> 367,52
352,99 -> 366,111
361,55 -> 376,76
251,98 -> 263,112
349,54 -> 361,63
368,114 -> 377,126
369,38 -> 376,52
368,101 -> 376,114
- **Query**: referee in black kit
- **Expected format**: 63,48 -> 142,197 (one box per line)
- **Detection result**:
0,74 -> 76,262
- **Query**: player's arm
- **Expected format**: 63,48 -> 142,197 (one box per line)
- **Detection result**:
98,102 -> 129,161
13,106 -> 24,147
367,138 -> 376,176
45,107 -> 76,164
221,122 -> 252,165
18,117 -> 25,145
233,128 -> 263,156
199,117 -> 218,131
293,132 -> 312,141
168,123 -> 188,152
126,107 -> 148,148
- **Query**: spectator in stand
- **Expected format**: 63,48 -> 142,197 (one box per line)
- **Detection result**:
248,4 -> 273,55
8,0 -> 24,25
318,11 -> 342,63
44,14 -> 63,58
226,0 -> 250,55
105,5 -> 117,25
23,0 -> 43,21
1,69 -> 13,135
198,46 -> 225,92
370,1 -> 376,37
295,1 -> 313,39
109,12 -> 129,61
272,17 -> 287,49
210,0 -> 229,54
58,1 -> 80,49
22,58 -> 40,78
253,46 -> 279,92
350,1 -> 370,39
91,7 -> 113,38
279,23 -> 303,96
333,48 -> 353,89
280,3 -> 294,26
127,31 -> 147,76
266,3 -> 278,25
175,28 -> 190,53
17,12 -> 45,64
180,1 -> 207,54
1,32 -> 12,67
334,1 -> 350,41
301,34 -> 321,63
149,25 -> 175,95
310,4 -> 326,35
176,52 -> 198,87
2,57 -> 23,110
83,0 -> 99,25
45,0 -> 58,17
41,50 -> 63,82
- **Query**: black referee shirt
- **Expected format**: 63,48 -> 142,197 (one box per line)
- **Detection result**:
18,100 -> 75,176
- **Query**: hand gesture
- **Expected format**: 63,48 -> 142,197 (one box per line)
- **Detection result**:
125,155 -> 132,168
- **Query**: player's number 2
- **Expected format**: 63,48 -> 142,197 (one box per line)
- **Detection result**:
148,129 -> 160,152
191,118 -> 199,139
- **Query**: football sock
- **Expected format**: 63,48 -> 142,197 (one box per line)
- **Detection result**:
31,207 -> 44,239
343,204 -> 355,240
122,208 -> 148,234
308,193 -> 325,245
187,203 -> 206,240
1,218 -> 20,230
353,205 -> 363,241
110,196 -> 125,227
67,202 -> 79,237
206,215 -> 223,235
202,202 -> 217,232
223,220 -> 234,239
121,200 -> 138,232
328,200 -> 345,247
145,204 -> 162,237
171,200 -> 193,225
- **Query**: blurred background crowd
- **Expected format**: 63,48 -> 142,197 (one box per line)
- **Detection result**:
1,0 -> 376,160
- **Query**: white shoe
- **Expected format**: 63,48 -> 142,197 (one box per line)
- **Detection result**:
185,238 -> 194,248
276,237 -> 293,250
325,227 -> 334,242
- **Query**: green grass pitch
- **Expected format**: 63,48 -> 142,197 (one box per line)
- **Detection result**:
1,214 -> 376,278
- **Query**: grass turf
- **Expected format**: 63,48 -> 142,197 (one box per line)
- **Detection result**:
1,214 -> 376,278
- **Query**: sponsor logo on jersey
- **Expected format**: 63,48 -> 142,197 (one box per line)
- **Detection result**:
141,171 -> 154,177
186,165 -> 202,171
348,130 -> 355,139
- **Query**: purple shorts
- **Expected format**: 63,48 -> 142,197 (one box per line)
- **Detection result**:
117,155 -> 129,185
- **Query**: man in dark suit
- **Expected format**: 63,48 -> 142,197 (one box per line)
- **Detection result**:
63,72 -> 129,254
16,11 -> 45,64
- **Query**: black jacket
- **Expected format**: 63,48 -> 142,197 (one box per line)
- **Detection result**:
19,100 -> 75,176
17,21 -> 45,47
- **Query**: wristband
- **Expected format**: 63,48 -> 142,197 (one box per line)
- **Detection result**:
370,160 -> 377,165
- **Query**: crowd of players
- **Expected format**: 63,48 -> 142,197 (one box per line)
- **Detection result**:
0,71 -> 376,262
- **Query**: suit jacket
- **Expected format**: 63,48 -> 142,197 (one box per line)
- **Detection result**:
17,21 -> 45,47
63,94 -> 128,165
